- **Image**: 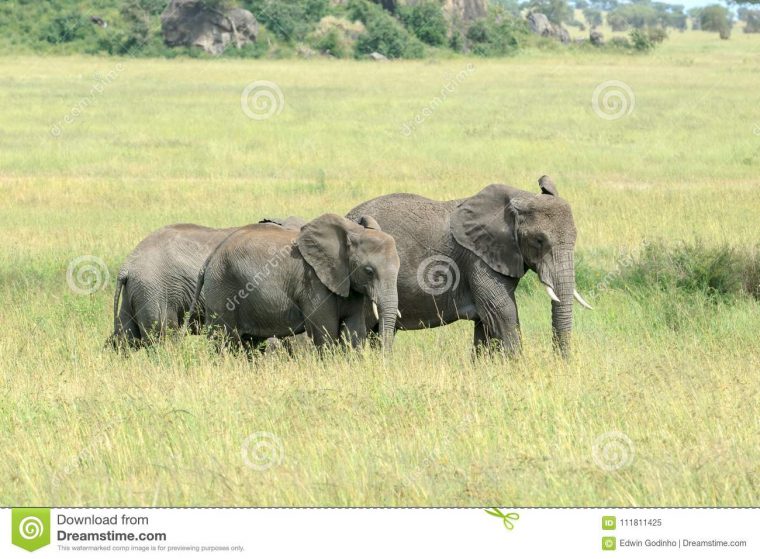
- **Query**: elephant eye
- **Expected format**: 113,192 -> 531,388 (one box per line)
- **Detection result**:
364,266 -> 375,276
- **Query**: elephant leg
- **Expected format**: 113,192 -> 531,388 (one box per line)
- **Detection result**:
308,324 -> 339,351
473,319 -> 487,352
366,323 -> 382,350
300,294 -> 340,354
341,313 -> 368,350
469,263 -> 521,356
304,315 -> 340,355
113,294 -> 142,349
135,305 -> 163,345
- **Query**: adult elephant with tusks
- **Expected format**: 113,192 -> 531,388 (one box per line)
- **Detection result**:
346,176 -> 592,358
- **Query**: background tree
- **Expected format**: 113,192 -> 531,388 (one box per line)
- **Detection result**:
699,4 -> 732,38
583,6 -> 603,26
607,4 -> 659,30
521,0 -> 574,24
740,9 -> 760,31
590,0 -> 618,10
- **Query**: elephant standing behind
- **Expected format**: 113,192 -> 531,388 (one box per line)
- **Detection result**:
111,217 -> 305,348
346,176 -> 591,358
195,214 -> 400,352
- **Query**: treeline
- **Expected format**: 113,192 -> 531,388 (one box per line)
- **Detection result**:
0,0 -> 755,59
3,0 -> 526,58
535,0 -> 751,40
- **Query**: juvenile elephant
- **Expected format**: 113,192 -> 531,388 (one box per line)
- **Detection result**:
195,214 -> 400,352
111,217 -> 306,348
346,176 -> 591,358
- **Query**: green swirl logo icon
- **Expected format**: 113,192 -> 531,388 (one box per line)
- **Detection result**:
12,509 -> 50,551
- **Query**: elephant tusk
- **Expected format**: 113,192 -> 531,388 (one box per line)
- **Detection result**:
372,301 -> 379,320
545,285 -> 561,303
396,309 -> 402,319
573,289 -> 593,310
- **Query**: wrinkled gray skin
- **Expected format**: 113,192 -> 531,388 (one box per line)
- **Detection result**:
195,214 -> 400,352
346,176 -> 587,358
110,217 -> 306,348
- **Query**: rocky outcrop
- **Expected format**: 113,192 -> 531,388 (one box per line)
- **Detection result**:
443,0 -> 488,22
527,12 -> 570,44
161,0 -> 258,55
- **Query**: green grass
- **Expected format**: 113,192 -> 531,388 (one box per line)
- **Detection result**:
1,30 -> 760,506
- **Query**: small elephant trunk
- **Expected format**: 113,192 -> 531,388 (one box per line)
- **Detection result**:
377,288 -> 399,354
551,247 -> 575,359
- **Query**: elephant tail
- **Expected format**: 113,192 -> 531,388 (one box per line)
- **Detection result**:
113,268 -> 128,335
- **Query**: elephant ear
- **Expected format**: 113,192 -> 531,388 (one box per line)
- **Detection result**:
357,215 -> 381,231
297,213 -> 351,297
451,183 -> 525,278
538,175 -> 559,196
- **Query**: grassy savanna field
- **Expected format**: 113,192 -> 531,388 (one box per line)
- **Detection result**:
1,30 -> 760,507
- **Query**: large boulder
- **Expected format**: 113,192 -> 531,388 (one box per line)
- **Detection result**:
527,11 -> 570,44
161,0 -> 258,55
443,0 -> 488,22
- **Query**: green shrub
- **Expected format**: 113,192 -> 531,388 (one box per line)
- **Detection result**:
625,26 -> 667,51
245,0 -> 328,41
313,28 -> 345,57
647,26 -> 668,44
43,12 -> 89,44
466,9 -> 526,56
449,29 -> 465,52
608,36 -> 631,48
616,241 -> 760,302
398,1 -> 448,46
308,16 -> 365,58
629,28 -> 652,51
349,0 -> 422,59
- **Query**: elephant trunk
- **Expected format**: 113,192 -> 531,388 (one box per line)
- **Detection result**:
551,246 -> 575,359
377,287 -> 398,354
